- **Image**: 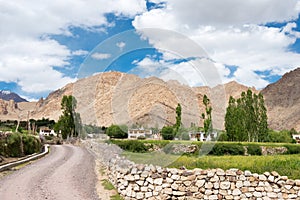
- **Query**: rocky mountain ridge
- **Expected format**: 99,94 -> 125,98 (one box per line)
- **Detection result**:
0,68 -> 299,131
0,90 -> 28,103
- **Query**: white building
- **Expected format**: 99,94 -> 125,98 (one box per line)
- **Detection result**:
189,131 -> 218,141
292,134 -> 300,143
128,127 -> 153,139
39,127 -> 57,137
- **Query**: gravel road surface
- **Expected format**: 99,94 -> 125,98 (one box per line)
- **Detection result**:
0,144 -> 99,200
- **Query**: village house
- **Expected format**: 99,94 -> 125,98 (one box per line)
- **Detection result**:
39,126 -> 57,137
292,134 -> 300,143
189,131 -> 218,141
127,127 -> 154,139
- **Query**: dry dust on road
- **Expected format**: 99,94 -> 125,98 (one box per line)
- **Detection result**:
0,144 -> 100,200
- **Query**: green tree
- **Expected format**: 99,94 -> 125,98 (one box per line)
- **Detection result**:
202,95 -> 212,136
161,126 -> 175,140
106,124 -> 128,138
225,89 -> 268,142
54,95 -> 82,139
174,103 -> 182,133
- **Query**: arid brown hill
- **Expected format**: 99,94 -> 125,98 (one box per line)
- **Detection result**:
262,68 -> 300,132
3,69 -> 299,132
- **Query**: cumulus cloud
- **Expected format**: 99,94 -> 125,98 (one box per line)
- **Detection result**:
131,56 -> 223,87
72,50 -> 89,56
0,0 -> 146,95
133,0 -> 300,89
91,53 -> 112,60
116,42 -> 126,51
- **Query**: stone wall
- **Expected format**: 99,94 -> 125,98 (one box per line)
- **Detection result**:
86,141 -> 300,200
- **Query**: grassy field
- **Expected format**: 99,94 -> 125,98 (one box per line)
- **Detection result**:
123,151 -> 300,180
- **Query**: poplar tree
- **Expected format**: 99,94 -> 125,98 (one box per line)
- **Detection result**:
202,95 -> 212,136
225,89 -> 268,142
174,103 -> 182,134
55,95 -> 82,139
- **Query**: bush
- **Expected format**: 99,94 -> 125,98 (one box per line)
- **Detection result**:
106,125 -> 128,139
266,130 -> 293,143
0,133 -> 42,157
137,135 -> 146,140
217,132 -> 228,141
209,143 -> 245,156
284,144 -> 300,154
161,126 -> 175,140
22,135 -> 41,155
247,145 -> 262,155
181,132 -> 190,140
7,133 -> 22,157
111,140 -> 149,153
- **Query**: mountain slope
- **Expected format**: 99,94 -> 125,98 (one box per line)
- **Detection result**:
1,69 -> 299,132
261,68 -> 300,131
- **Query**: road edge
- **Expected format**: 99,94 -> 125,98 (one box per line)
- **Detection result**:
0,144 -> 50,172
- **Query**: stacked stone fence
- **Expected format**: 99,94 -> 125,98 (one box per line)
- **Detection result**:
84,140 -> 300,200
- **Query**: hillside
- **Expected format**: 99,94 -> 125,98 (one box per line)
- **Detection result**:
0,68 -> 299,132
261,68 -> 300,131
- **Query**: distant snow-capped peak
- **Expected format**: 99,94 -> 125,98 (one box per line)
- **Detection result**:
0,90 -> 11,95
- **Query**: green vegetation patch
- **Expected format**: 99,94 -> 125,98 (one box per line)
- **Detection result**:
0,133 -> 41,157
123,151 -> 300,180
102,179 -> 115,190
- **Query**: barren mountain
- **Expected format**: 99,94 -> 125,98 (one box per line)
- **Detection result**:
1,69 -> 299,131
261,68 -> 300,132
0,90 -> 28,103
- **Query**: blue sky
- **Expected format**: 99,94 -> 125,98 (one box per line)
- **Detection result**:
0,0 -> 300,101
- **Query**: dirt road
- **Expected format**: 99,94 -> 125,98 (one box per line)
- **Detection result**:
0,145 -> 100,200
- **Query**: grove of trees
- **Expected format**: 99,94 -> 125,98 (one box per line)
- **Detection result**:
225,89 -> 268,142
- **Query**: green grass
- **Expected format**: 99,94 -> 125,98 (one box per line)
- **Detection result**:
123,152 -> 300,180
101,179 -> 124,200
110,194 -> 124,200
102,179 -> 115,190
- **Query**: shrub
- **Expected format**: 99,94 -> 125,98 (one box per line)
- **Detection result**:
284,144 -> 300,154
1,133 -> 42,157
111,140 -> 149,153
7,133 -> 22,157
209,143 -> 245,156
181,132 -> 190,140
247,145 -> 262,155
217,132 -> 228,141
161,126 -> 175,140
106,125 -> 128,139
137,135 -> 146,140
22,135 -> 41,155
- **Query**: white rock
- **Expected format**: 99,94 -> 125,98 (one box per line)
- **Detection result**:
220,182 -> 231,190
173,191 -> 186,196
153,178 -> 163,185
195,180 -> 206,187
253,192 -> 262,198
136,192 -> 144,199
146,177 -> 153,184
208,195 -> 218,200
145,192 -> 153,198
232,189 -> 241,196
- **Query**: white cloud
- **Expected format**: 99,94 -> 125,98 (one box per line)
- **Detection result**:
91,53 -> 112,60
131,56 -> 223,87
116,42 -> 126,51
133,0 -> 300,89
72,50 -> 89,56
0,0 -> 146,95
